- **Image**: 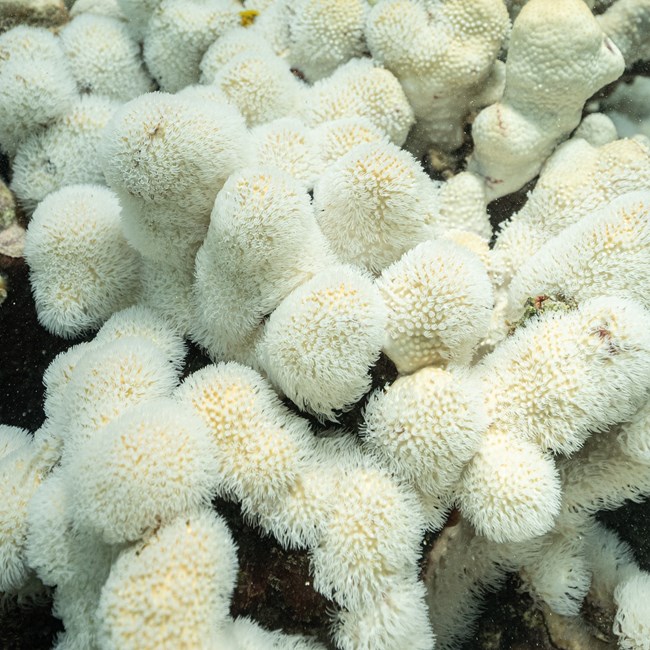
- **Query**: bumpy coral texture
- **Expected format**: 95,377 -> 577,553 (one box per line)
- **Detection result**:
97,509 -> 238,650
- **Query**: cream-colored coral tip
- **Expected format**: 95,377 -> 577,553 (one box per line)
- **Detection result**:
95,305 -> 187,370
437,172 -> 492,239
60,337 -> 179,455
252,463 -> 335,550
363,367 -> 486,496
507,191 -> 650,321
614,572 -> 650,650
143,0 -> 240,92
112,186 -> 208,263
507,0 -> 624,117
618,397 -> 650,465
311,465 -> 425,609
71,0 -> 127,19
314,141 -> 440,273
0,425 -> 31,461
251,433 -> 360,549
101,92 -> 250,213
192,167 -> 332,361
11,95 -> 120,214
493,136 -> 650,284
481,297 -> 650,455
97,509 -> 238,650
573,112 -> 618,147
59,13 -> 153,100
457,427 -> 561,543
212,50 -> 303,127
440,230 -> 492,270
367,0 -> 508,113
199,27 -> 272,83
303,58 -> 414,145
42,342 -> 96,426
0,26 -> 77,155
252,119 -> 321,189
0,432 -> 59,592
378,239 -> 493,373
257,265 -> 387,420
287,0 -> 368,82
66,399 -> 219,544
23,184 -> 141,338
333,579 -> 435,650
314,117 -> 385,168
175,362 -> 314,504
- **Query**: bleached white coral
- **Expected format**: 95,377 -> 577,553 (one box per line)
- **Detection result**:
618,396 -> 650,465
314,140 -> 440,273
11,95 -> 119,213
25,468 -> 73,587
302,58 -> 414,145
0,26 -> 77,156
252,118 -> 321,189
175,362 -> 314,506
94,305 -> 187,370
70,0 -> 126,19
457,427 -> 562,543
572,112 -> 618,146
251,434 -> 356,549
0,425 -> 31,460
311,464 -> 425,609
286,0 -> 368,82
199,27 -> 272,83
59,337 -> 179,454
117,192 -> 208,261
193,167 -> 332,362
59,13 -> 153,100
479,296 -> 650,455
585,521 -> 638,607
0,429 -> 61,592
42,342 -> 97,426
314,117 -> 385,168
333,579 -> 435,650
520,530 -> 591,616
211,49 -> 303,127
257,265 -> 387,419
558,417 -> 650,523
366,0 -> 510,151
96,509 -> 238,650
143,0 -> 240,92
49,526 -> 115,650
101,91 -> 250,213
598,0 -> 650,65
66,399 -> 219,543
470,0 -> 625,199
218,616 -> 327,649
138,256 -> 198,336
493,137 -> 650,286
507,191 -> 650,320
613,572 -> 650,650
436,171 -> 492,239
23,184 -> 141,338
377,239 -> 493,372
363,367 -> 486,500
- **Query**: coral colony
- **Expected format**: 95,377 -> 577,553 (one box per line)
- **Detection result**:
2,0 -> 650,648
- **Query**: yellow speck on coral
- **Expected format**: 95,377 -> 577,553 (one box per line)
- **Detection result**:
239,9 -> 258,27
